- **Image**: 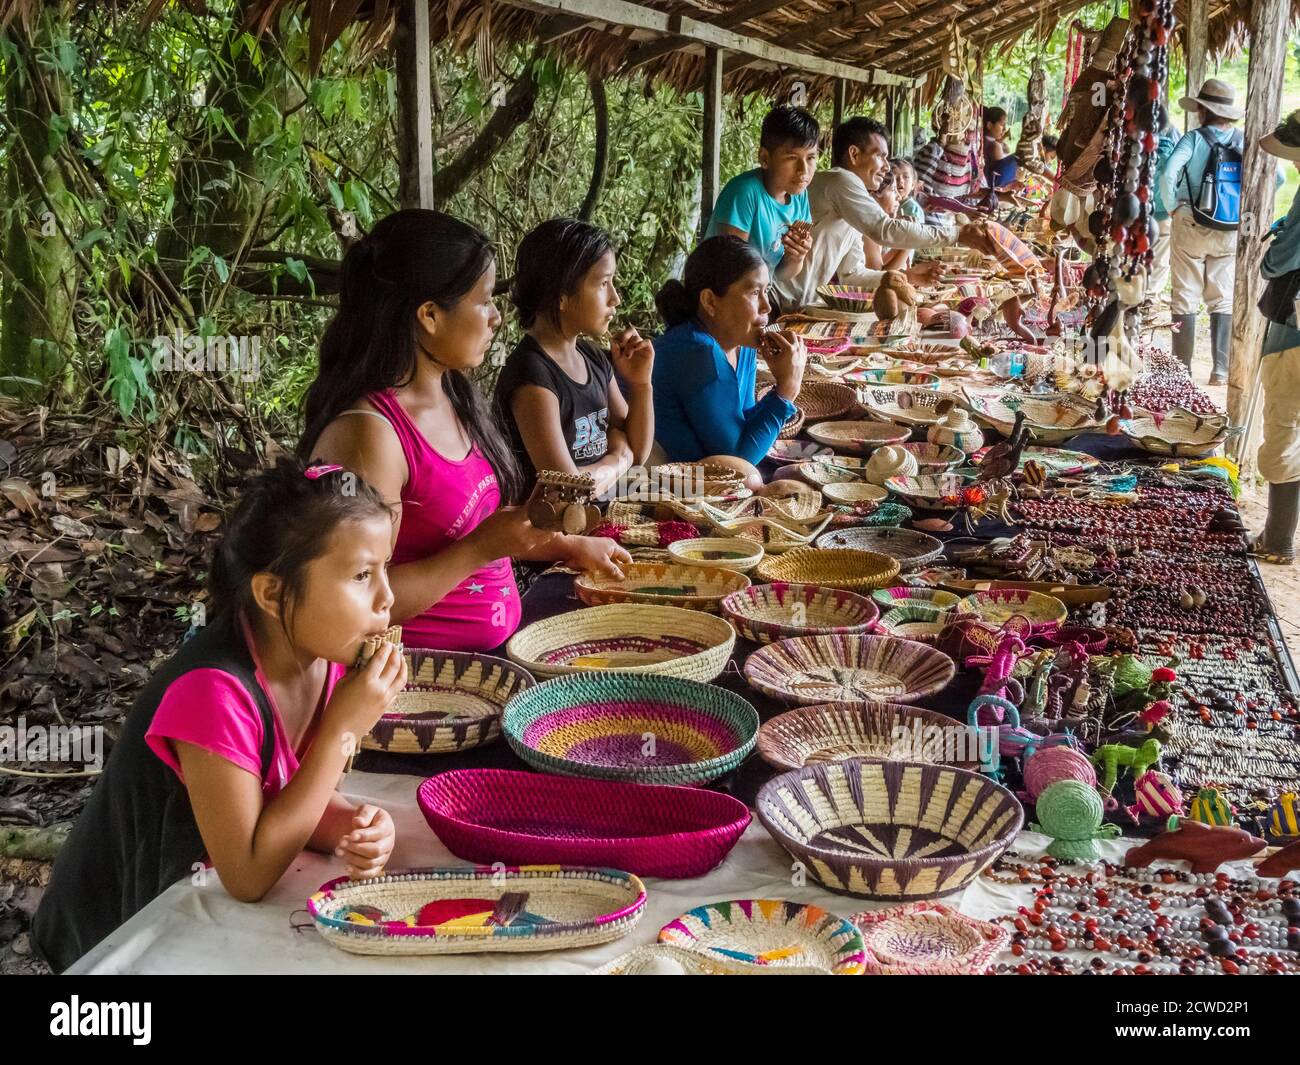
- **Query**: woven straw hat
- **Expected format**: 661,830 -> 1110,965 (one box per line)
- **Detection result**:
1261,109 -> 1300,162
1177,78 -> 1244,122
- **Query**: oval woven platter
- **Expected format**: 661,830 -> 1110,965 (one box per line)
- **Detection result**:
307,866 -> 646,955
754,547 -> 900,592
756,759 -> 1023,900
721,581 -> 879,644
870,586 -> 960,611
812,526 -> 944,570
954,588 -> 1067,631
653,461 -> 749,498
961,387 -> 1103,444
360,651 -> 535,756
768,438 -> 833,463
668,537 -> 765,573
820,481 -> 888,506
574,562 -> 750,611
792,455 -> 871,487
849,902 -> 1010,975
658,898 -> 866,974
898,442 -> 965,471
757,702 -> 983,772
856,384 -> 959,427
743,633 -> 956,706
806,420 -> 912,455
1120,407 -> 1236,458
502,671 -> 759,785
884,472 -> 973,511
416,769 -> 751,879
845,367 -> 940,390
506,604 -> 736,681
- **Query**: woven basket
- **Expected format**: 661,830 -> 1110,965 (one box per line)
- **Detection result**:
659,899 -> 866,974
846,367 -> 941,390
794,455 -> 871,488
961,386 -> 1103,444
884,472 -> 972,510
794,379 -> 857,421
821,482 -> 888,507
756,760 -> 1023,899
777,405 -> 806,439
818,284 -> 875,313
870,586 -> 960,611
721,582 -> 879,644
807,420 -> 911,455
759,481 -> 826,522
360,651 -> 535,755
575,562 -> 750,611
1017,446 -> 1099,476
890,342 -> 966,363
812,526 -> 944,571
758,702 -> 984,772
307,866 -> 646,955
416,769 -> 751,878
1120,408 -> 1238,458
653,462 -> 748,498
876,604 -> 948,642
668,537 -> 765,573
594,942 -> 831,975
850,902 -> 1010,974
754,547 -> 900,592
828,501 -> 913,528
744,633 -> 956,706
506,604 -> 735,681
768,439 -> 833,463
955,588 -> 1067,632
856,385 -> 957,427
898,442 -> 965,471
501,671 -> 758,785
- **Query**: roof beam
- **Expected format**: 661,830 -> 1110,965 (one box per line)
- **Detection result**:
890,0 -> 1085,77
494,0 -> 917,85
623,0 -> 797,68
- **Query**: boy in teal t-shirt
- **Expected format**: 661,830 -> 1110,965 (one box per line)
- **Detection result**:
706,106 -> 818,284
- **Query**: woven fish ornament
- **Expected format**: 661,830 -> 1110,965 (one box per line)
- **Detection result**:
1131,769 -> 1183,820
1188,786 -> 1234,826
983,220 -> 1042,275
1021,460 -> 1047,487
1270,792 -> 1300,838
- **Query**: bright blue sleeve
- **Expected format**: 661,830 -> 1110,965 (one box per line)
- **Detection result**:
707,172 -> 762,239
679,378 -> 793,465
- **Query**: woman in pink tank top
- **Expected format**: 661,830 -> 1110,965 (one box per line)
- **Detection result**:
298,210 -> 630,653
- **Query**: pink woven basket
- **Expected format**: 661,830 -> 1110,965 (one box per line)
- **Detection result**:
417,769 -> 752,879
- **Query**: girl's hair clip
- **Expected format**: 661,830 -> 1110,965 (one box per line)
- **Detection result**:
304,463 -> 343,480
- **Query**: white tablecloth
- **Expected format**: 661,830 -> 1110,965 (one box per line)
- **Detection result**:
64,770 -> 1174,974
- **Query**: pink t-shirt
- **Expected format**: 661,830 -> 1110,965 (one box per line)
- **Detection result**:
367,389 -> 521,651
145,626 -> 347,799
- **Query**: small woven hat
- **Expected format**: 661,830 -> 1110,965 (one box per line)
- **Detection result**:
1261,109 -> 1300,162
1177,78 -> 1244,121
865,444 -> 919,486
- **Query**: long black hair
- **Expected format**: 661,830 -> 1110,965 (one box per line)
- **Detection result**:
298,209 -> 522,502
511,218 -> 615,331
654,236 -> 766,329
209,456 -> 393,631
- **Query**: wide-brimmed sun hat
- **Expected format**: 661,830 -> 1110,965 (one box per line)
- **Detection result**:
1261,109 -> 1300,162
1177,78 -> 1244,122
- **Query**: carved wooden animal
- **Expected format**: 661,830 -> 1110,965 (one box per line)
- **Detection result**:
1256,838 -> 1300,878
1125,819 -> 1266,874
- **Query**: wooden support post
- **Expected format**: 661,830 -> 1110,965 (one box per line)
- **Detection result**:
885,86 -> 896,143
1226,0 -> 1288,459
395,0 -> 434,210
1183,0 -> 1207,133
832,77 -> 847,129
700,47 -> 724,240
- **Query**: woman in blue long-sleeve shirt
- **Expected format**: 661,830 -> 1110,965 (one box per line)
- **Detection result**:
1252,111 -> 1300,564
651,236 -> 808,489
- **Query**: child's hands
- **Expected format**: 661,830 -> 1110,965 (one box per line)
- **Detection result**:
610,327 -> 655,386
323,643 -> 407,752
337,804 -> 395,880
780,221 -> 813,267
566,535 -> 631,578
904,260 -> 943,288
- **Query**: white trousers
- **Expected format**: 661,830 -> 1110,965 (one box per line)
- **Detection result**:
1169,208 -> 1237,315
1148,216 -> 1172,298
1259,342 -> 1300,485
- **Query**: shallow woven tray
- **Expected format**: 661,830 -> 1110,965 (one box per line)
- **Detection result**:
898,442 -> 965,471
416,769 -> 751,878
756,760 -> 1023,899
768,439 -> 833,463
754,547 -> 900,592
501,670 -> 758,785
307,866 -> 646,955
721,582 -> 879,644
856,385 -> 958,427
884,472 -> 973,511
870,586 -> 960,611
506,604 -> 735,681
954,588 -> 1067,631
1012,445 -> 1100,476
668,537 -> 764,573
818,284 -> 875,313
812,526 -> 944,570
743,633 -> 956,705
360,651 -> 535,755
1120,407 -> 1238,458
575,562 -> 750,611
757,702 -> 983,772
794,455 -> 871,487
845,367 -> 940,390
653,462 -> 748,498
792,379 -> 857,421
806,420 -> 912,455
820,481 -> 888,507
850,902 -> 1010,974
876,604 -> 948,642
658,899 -> 866,974
961,386 -> 1104,444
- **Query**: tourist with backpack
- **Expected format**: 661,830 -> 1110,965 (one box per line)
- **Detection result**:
1159,79 -> 1245,385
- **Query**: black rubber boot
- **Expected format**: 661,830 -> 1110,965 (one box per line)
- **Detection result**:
1208,312 -> 1232,385
1171,313 -> 1196,371
1259,480 -> 1300,561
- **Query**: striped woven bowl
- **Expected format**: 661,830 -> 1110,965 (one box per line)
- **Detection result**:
307,866 -> 646,955
818,283 -> 875,313
721,582 -> 879,644
876,605 -> 948,643
754,547 -> 900,592
870,586 -> 961,611
954,588 -> 1067,632
502,671 -> 759,785
417,769 -> 751,878
668,537 -> 765,573
506,604 -> 735,681
757,760 -> 1023,900
743,633 -> 956,706
360,651 -> 535,755
812,526 -> 944,570
575,562 -> 750,611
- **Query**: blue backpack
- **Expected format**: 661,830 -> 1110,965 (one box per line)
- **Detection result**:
1185,127 -> 1243,231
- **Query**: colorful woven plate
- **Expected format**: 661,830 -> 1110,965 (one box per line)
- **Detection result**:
876,605 -> 948,642
575,562 -> 750,611
1120,407 -> 1238,458
806,420 -> 912,455
812,526 -> 944,570
818,284 -> 875,314
961,387 -> 1104,444
845,367 -> 941,389
757,702 -> 984,772
721,582 -> 879,644
756,760 -> 1024,900
501,671 -> 759,785
870,586 -> 960,611
850,902 -> 1009,974
307,866 -> 646,955
417,769 -> 751,879
856,384 -> 958,427
793,455 -> 871,488
360,651 -> 535,755
743,633 -> 956,706
658,899 -> 866,974
884,472 -> 973,511
954,588 -> 1067,632
506,604 -> 736,681
898,442 -> 965,471
668,537 -> 765,573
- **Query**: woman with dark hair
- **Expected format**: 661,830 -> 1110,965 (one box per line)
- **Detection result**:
300,209 -> 629,653
983,106 -> 1019,189
496,218 -> 654,498
651,235 -> 807,489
